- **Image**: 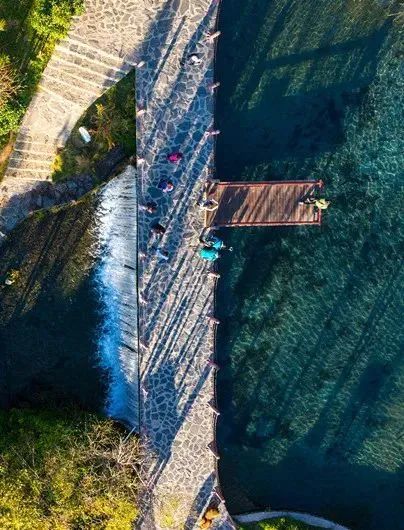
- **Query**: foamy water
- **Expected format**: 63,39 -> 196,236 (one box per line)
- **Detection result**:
93,166 -> 139,428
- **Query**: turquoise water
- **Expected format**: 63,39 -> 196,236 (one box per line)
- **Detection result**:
215,1 -> 403,529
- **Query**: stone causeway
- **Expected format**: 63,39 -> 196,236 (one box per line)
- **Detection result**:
135,1 -> 234,528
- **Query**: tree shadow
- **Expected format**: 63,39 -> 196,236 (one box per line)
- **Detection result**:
0,200 -> 106,410
216,0 -> 391,179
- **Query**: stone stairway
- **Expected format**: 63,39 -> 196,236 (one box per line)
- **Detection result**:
0,0 -> 148,230
5,130 -> 60,180
4,40 -> 138,183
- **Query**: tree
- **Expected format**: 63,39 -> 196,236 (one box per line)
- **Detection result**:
0,408 -> 143,529
30,0 -> 84,40
0,55 -> 20,109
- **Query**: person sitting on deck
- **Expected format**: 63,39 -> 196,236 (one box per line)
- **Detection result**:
199,198 -> 219,211
300,196 -> 316,205
299,196 -> 330,210
201,233 -> 233,252
314,198 -> 331,210
201,233 -> 223,248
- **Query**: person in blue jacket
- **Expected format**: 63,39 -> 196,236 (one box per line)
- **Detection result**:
199,247 -> 220,261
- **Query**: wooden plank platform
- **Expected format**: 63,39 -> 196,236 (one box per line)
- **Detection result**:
204,180 -> 323,227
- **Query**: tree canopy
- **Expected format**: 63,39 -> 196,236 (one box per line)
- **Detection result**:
30,0 -> 84,39
0,408 -> 141,529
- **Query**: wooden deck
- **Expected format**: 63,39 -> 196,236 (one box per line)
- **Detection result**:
204,180 -> 323,227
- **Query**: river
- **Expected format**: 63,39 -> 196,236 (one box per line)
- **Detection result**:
215,1 -> 404,529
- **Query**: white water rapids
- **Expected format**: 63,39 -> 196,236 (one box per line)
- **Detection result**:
93,166 -> 139,429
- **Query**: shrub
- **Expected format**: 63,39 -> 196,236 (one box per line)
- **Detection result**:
0,103 -> 24,138
30,0 -> 85,40
0,55 -> 20,109
0,408 -> 142,529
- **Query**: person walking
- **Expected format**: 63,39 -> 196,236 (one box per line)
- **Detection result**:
167,152 -> 183,163
181,53 -> 203,67
139,201 -> 158,214
158,179 -> 175,193
151,223 -> 166,236
199,247 -> 220,262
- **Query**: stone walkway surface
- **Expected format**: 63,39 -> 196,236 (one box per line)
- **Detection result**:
135,2 -> 233,528
1,1 -> 235,528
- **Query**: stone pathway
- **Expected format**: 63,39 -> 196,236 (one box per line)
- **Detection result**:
135,2 -> 233,529
236,512 -> 350,530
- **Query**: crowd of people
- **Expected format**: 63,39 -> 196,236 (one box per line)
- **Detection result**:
137,28 -> 225,265
137,29 -> 330,268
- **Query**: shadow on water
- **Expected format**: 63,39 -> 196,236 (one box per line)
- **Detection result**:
0,198 -> 107,411
214,1 -> 404,529
216,0 -> 391,180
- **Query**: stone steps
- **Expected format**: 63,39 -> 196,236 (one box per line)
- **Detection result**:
5,129 -> 58,180
11,147 -> 56,158
46,63 -> 117,92
6,156 -> 53,173
41,72 -> 100,101
36,83 -> 84,109
59,35 -> 138,67
55,42 -> 135,75
14,130 -> 59,148
1,177 -> 50,190
51,54 -> 125,83
9,150 -> 55,164
4,167 -> 51,180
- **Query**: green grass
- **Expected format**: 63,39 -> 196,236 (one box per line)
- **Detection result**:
238,517 -> 320,530
52,70 -> 136,182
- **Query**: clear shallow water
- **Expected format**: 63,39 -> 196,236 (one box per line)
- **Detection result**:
215,1 -> 403,528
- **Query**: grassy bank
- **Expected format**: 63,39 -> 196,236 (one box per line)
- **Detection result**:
0,191 -> 106,409
0,0 -> 84,176
0,407 -> 141,529
52,69 -> 136,182
238,518 -> 319,530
